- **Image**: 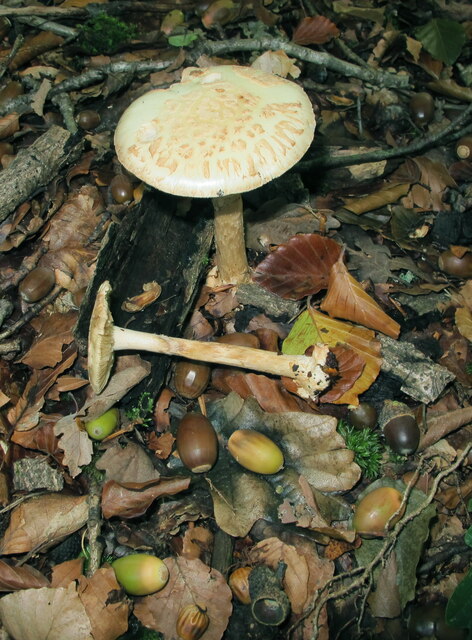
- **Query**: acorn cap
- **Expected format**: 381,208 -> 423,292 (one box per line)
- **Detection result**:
114,65 -> 315,198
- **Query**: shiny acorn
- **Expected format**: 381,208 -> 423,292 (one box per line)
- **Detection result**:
176,413 -> 218,473
85,408 -> 120,440
352,486 -> 405,538
228,566 -> 252,604
112,553 -> 169,595
174,360 -> 211,399
348,402 -> 378,430
379,400 -> 420,455
110,174 -> 134,203
176,603 -> 209,640
227,429 -> 284,474
18,267 -> 55,303
409,92 -> 435,126
438,249 -> 472,278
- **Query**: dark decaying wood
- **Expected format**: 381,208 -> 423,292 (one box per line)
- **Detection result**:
0,125 -> 83,223
75,190 -> 213,400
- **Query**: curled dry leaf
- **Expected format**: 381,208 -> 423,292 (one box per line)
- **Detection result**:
283,309 -> 381,404
181,525 -> 214,560
121,281 -> 162,312
0,583 -> 93,640
20,312 -> 77,369
0,113 -> 19,140
0,493 -> 88,555
101,476 -> 191,519
0,559 -> 49,592
292,15 -> 340,45
251,50 -> 301,78
252,234 -> 342,300
134,557 -> 232,640
320,255 -> 400,338
77,566 -> 130,640
318,344 -> 365,404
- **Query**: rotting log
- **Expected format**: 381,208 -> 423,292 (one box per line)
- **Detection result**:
0,125 -> 83,223
74,190 -> 214,401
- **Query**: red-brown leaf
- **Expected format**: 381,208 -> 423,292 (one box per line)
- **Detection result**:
292,15 -> 340,45
319,345 -> 365,403
0,559 -> 49,592
253,234 -> 342,300
101,477 -> 191,519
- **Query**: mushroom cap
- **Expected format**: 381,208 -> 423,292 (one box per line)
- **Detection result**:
88,280 -> 115,394
114,65 -> 315,198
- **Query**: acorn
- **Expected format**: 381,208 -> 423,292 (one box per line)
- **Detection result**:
348,402 -> 378,430
228,566 -> 252,604
112,554 -> 169,595
455,136 -> 472,160
176,603 -> 209,640
174,360 -> 211,399
352,486 -> 405,538
18,267 -> 55,303
438,249 -> 472,278
110,174 -> 133,203
409,92 -> 435,126
379,400 -> 420,455
76,109 -> 101,130
176,413 -> 218,473
227,430 -> 284,474
85,408 -> 119,440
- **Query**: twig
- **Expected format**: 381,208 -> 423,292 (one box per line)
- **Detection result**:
16,15 -> 78,39
301,102 -> 472,170
0,3 -> 195,18
51,92 -> 78,134
0,338 -> 21,354
190,37 -> 409,89
293,442 -> 472,640
0,34 -> 24,80
0,285 -> 62,341
86,475 -> 104,576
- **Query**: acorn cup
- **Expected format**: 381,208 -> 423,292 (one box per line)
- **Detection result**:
248,563 -> 290,626
379,400 -> 420,455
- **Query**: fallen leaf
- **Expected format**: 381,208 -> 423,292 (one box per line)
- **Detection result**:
0,583 -> 92,639
96,440 -> 161,483
368,551 -> 401,618
0,493 -> 87,556
321,256 -> 400,338
20,312 -> 77,369
253,234 -> 342,300
101,477 -> 191,519
292,15 -> 340,45
54,414 -> 93,478
9,32 -> 64,70
319,345 -> 365,403
251,50 -> 301,78
0,559 -> 49,592
77,567 -> 130,640
181,526 -> 214,560
50,558 -> 84,588
0,113 -> 19,139
455,306 -> 472,341
134,557 -> 232,640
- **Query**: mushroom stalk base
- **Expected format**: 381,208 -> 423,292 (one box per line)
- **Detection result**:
213,193 -> 250,286
112,326 -> 329,398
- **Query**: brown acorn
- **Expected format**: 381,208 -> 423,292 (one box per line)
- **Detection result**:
348,402 -> 378,430
176,603 -> 209,640
228,566 -> 252,604
110,174 -> 133,203
409,92 -> 434,126
455,136 -> 472,160
18,267 -> 55,303
174,360 -> 211,399
176,413 -> 218,473
438,249 -> 472,278
379,400 -> 420,455
76,109 -> 101,130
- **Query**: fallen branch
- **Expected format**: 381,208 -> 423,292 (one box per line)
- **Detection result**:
191,37 -> 410,89
293,442 -> 472,640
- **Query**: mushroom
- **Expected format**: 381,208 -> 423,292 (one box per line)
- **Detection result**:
114,65 -> 315,285
89,281 -> 330,398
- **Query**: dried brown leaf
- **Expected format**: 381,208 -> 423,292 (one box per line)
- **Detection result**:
0,559 -> 49,592
0,113 -> 19,140
319,345 -> 365,403
0,493 -> 88,555
101,476 -> 191,519
321,257 -> 400,338
96,440 -> 161,483
10,32 -> 64,70
181,526 -> 214,560
54,414 -> 93,478
20,312 -> 77,369
135,557 -> 232,640
147,431 -> 175,459
455,306 -> 472,341
253,234 -> 342,300
252,50 -> 301,78
77,567 -> 130,640
11,418 -> 62,458
292,15 -> 340,45
50,558 -> 84,588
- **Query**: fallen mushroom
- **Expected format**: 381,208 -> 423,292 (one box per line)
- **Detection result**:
114,65 -> 315,286
88,281 -> 330,398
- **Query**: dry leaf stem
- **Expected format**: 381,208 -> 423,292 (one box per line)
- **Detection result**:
295,442 -> 472,640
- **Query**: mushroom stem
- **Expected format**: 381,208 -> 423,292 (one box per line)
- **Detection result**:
89,281 -> 330,397
213,194 -> 250,286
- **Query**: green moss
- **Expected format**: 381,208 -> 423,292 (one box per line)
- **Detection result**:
79,12 -> 137,55
338,420 -> 383,479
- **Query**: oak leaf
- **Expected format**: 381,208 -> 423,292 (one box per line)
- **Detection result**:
292,15 -> 340,45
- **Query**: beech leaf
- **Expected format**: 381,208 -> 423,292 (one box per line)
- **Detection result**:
0,559 -> 49,592
253,234 -> 342,300
134,557 -> 232,640
321,256 -> 400,338
292,15 -> 340,45
96,440 -> 161,483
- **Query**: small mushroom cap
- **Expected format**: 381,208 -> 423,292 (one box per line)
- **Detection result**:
88,281 -> 115,394
114,65 -> 315,198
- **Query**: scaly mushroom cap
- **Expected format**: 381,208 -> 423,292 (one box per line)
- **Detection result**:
114,65 -> 315,198
88,281 -> 115,394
